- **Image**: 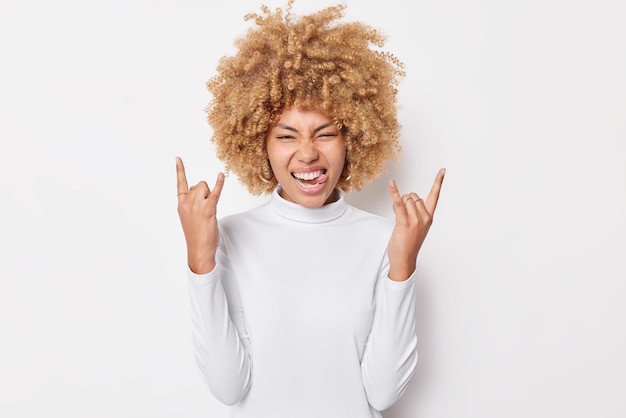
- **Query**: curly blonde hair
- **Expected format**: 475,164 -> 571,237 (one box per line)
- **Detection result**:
205,0 -> 405,195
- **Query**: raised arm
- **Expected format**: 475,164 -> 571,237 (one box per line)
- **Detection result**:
361,168 -> 445,410
176,157 -> 252,405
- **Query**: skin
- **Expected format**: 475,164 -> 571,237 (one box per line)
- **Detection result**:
176,108 -> 445,281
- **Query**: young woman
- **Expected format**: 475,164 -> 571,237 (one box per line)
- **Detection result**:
176,2 -> 444,417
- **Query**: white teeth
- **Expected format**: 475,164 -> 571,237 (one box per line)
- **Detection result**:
292,170 -> 322,180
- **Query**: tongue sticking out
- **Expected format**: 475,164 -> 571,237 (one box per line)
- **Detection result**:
299,173 -> 328,184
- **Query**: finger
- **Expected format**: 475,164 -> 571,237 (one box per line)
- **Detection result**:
388,179 -> 408,224
424,168 -> 446,215
193,181 -> 210,198
176,157 -> 189,196
408,192 -> 434,225
207,172 -> 225,205
404,192 -> 422,220
407,192 -> 423,205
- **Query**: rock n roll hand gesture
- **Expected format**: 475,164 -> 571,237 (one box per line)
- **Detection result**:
176,157 -> 225,275
177,154 -> 444,279
386,168 -> 445,282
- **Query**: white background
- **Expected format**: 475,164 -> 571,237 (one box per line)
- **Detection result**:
1,0 -> 624,417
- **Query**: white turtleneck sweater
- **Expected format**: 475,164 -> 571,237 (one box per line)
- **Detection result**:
187,188 -> 418,417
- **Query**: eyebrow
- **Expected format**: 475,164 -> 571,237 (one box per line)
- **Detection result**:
275,122 -> 335,134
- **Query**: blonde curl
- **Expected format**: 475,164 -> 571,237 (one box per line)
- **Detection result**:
205,0 -> 405,195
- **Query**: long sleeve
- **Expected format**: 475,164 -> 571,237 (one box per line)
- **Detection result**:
187,252 -> 252,405
360,268 -> 418,411
185,191 -> 422,417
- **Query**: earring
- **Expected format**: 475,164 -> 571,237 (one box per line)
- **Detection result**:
259,160 -> 274,183
341,163 -> 352,181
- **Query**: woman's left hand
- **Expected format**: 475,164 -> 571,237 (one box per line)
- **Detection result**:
386,168 -> 445,282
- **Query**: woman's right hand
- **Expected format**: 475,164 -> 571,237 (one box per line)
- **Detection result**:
176,156 -> 225,274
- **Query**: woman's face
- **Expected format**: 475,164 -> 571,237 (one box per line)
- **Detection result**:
266,107 -> 346,208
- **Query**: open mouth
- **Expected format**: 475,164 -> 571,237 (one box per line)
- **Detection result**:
292,169 -> 328,189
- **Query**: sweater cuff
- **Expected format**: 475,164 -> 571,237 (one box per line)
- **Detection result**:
385,270 -> 417,291
186,265 -> 218,284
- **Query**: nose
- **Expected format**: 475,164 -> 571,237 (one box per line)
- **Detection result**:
296,140 -> 319,163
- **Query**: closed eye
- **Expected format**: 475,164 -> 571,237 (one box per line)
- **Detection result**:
316,133 -> 338,140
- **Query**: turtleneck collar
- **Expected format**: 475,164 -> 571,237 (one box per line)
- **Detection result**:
269,186 -> 348,224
